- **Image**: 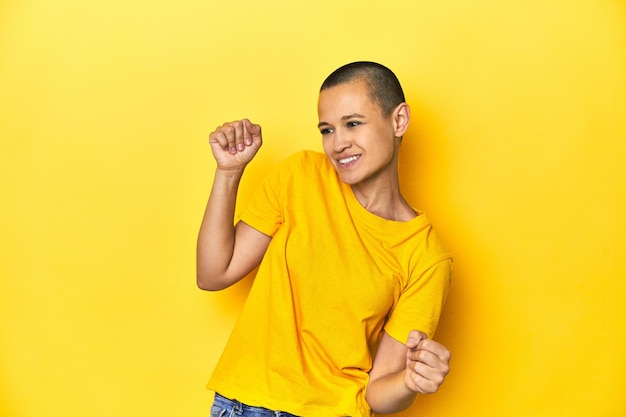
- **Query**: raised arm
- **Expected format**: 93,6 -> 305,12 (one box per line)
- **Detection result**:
196,119 -> 271,291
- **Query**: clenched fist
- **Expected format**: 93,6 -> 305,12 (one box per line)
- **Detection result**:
209,119 -> 263,171
404,330 -> 451,394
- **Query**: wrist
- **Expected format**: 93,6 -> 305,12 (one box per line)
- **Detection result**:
367,369 -> 417,414
214,166 -> 246,179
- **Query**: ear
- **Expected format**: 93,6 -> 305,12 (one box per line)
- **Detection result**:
392,102 -> 410,138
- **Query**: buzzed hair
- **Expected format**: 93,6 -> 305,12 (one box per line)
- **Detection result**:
320,61 -> 406,117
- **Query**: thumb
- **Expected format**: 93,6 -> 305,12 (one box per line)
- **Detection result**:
406,330 -> 428,350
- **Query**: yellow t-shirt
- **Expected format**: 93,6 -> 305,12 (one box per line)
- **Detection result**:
208,151 -> 452,416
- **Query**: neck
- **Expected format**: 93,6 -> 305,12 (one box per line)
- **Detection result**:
351,178 -> 417,222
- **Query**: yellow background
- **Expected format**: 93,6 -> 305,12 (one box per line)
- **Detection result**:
1,0 -> 625,416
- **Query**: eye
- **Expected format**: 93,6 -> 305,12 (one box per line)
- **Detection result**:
346,121 -> 361,128
320,127 -> 333,135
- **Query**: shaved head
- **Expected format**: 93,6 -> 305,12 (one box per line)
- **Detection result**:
320,61 -> 406,117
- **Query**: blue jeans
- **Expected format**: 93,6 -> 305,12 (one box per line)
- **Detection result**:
211,393 -> 300,417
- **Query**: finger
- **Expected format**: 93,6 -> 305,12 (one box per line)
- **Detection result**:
407,346 -> 438,365
244,119 -> 262,144
216,123 -> 237,154
233,121 -> 245,152
209,130 -> 229,151
417,339 -> 452,362
242,119 -> 253,146
406,350 -> 450,387
406,329 -> 427,350
412,356 -> 449,382
407,352 -> 450,388
406,362 -> 447,394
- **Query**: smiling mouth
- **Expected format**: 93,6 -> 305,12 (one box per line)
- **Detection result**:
338,155 -> 361,166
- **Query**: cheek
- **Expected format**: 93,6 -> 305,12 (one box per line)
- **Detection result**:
371,139 -> 397,167
321,139 -> 333,156
370,130 -> 393,151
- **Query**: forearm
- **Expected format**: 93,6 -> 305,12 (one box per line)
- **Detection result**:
196,168 -> 244,290
366,370 -> 417,414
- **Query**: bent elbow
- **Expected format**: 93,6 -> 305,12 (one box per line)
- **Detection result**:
196,272 -> 228,291
196,262 -> 249,291
196,271 -> 228,291
196,280 -> 216,291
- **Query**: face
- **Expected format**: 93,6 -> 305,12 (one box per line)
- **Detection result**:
317,79 -> 404,187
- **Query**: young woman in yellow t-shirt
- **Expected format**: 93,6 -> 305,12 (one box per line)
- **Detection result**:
197,62 -> 452,416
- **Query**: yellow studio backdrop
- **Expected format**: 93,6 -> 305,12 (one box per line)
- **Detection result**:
1,0 -> 625,416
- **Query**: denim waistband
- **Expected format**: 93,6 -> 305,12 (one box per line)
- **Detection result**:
212,393 -> 300,417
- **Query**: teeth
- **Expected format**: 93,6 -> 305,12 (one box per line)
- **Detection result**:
339,155 -> 360,164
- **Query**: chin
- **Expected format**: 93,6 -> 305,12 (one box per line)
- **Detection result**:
337,172 -> 362,186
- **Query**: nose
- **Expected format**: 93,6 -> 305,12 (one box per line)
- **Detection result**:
332,129 -> 351,153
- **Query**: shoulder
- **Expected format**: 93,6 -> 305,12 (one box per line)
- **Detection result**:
277,150 -> 333,178
283,150 -> 328,167
401,214 -> 453,274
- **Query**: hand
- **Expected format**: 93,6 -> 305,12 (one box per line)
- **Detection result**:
208,119 -> 263,171
404,330 -> 451,394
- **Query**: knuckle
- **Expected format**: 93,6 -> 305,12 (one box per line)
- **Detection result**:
210,131 -> 225,142
434,372 -> 446,384
419,380 -> 434,394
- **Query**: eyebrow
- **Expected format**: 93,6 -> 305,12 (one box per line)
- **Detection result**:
317,113 -> 366,128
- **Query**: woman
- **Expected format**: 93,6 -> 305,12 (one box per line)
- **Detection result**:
197,62 -> 452,416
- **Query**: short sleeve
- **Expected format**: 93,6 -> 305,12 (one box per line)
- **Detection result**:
238,152 -> 313,237
384,258 -> 452,341
238,163 -> 285,237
